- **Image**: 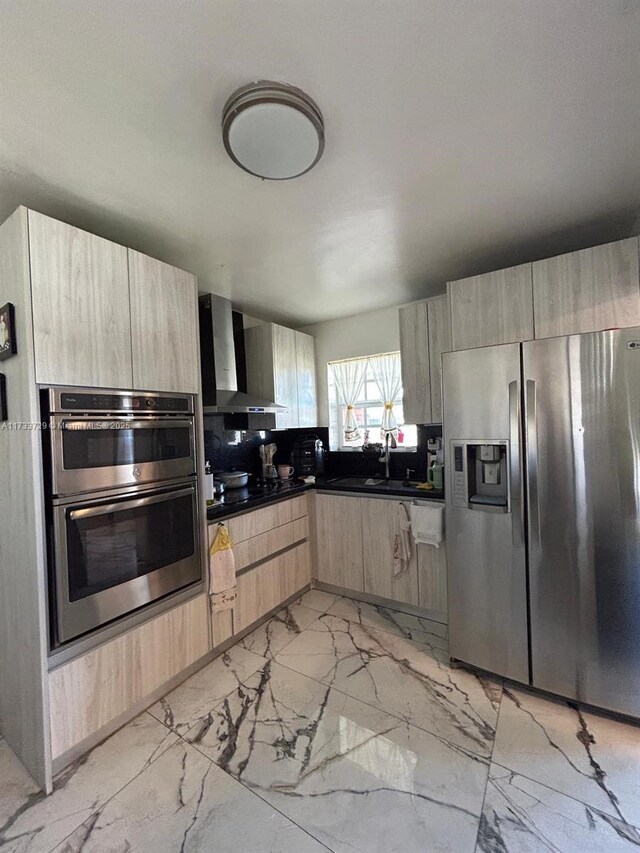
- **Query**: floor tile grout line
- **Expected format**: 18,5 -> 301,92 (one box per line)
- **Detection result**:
150,599 -> 491,768
43,718 -> 179,853
174,734 -> 336,853
472,683 -> 505,851
262,655 -> 495,765
487,756 -> 640,833
241,602 -> 334,661
146,648 -> 271,734
324,601 -> 450,648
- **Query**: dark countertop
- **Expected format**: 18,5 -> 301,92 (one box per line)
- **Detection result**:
206,481 -> 314,523
317,476 -> 445,501
206,475 -> 444,524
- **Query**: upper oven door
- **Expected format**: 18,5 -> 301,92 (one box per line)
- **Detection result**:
49,416 -> 196,496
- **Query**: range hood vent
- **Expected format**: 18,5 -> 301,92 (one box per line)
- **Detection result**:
199,293 -> 286,415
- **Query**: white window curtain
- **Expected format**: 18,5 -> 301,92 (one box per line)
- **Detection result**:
369,352 -> 402,438
332,359 -> 367,443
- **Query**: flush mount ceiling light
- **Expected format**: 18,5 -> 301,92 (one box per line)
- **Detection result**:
222,81 -> 324,180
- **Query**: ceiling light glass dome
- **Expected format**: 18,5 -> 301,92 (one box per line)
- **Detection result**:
222,81 -> 324,180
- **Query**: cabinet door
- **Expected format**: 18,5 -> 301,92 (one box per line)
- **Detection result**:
272,323 -> 299,428
314,494 -> 364,591
417,543 -> 447,619
28,211 -> 132,388
533,238 -> 640,339
48,594 -> 210,759
448,263 -> 534,350
427,295 -> 452,423
399,301 -> 431,424
295,331 -> 317,427
361,498 -> 419,606
128,250 -> 199,393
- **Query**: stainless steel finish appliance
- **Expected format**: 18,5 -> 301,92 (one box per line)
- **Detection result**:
444,343 -> 529,684
290,434 -> 325,477
444,327 -> 640,718
199,293 -> 287,414
52,478 -> 200,644
43,387 -> 202,647
44,387 -> 196,496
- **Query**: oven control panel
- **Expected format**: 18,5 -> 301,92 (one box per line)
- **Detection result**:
53,389 -> 192,415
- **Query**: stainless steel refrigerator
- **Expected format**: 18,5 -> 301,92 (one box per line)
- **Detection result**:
443,326 -> 640,719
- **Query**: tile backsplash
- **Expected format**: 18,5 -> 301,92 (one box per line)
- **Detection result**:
203,416 -> 329,478
324,424 -> 442,481
203,416 -> 442,485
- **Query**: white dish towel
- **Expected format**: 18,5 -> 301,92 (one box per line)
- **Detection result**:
410,502 -> 444,548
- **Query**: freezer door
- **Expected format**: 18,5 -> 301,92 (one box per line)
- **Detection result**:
524,328 -> 640,717
443,343 -> 529,682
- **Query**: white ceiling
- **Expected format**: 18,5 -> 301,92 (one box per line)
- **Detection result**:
1,1 -> 639,326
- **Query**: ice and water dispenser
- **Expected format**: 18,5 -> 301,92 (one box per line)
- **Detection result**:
450,441 -> 510,511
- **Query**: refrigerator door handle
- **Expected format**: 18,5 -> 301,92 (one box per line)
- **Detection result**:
509,380 -> 523,547
526,378 -> 540,548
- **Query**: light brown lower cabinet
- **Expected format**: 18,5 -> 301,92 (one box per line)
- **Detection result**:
234,542 -> 311,633
314,492 -> 447,619
211,609 -> 234,648
314,494 -> 365,591
48,594 -> 210,760
417,542 -> 448,618
361,497 -> 419,605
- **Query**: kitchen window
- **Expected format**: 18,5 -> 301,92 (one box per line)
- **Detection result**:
328,353 -> 417,451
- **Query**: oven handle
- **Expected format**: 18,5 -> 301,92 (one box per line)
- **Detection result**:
69,485 -> 195,520
58,418 -> 193,431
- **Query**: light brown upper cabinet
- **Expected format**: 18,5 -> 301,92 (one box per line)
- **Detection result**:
399,300 -> 431,424
427,294 -> 452,423
245,322 -> 317,429
399,294 -> 451,424
448,263 -> 534,351
295,331 -> 318,428
128,250 -> 199,393
532,238 -> 640,339
28,210 -> 133,388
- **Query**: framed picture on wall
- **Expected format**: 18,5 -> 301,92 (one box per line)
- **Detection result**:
0,302 -> 17,361
0,373 -> 7,421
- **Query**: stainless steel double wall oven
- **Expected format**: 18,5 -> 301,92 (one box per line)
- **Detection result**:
43,387 -> 202,648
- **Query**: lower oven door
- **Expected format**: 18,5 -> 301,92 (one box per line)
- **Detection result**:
53,479 -> 202,645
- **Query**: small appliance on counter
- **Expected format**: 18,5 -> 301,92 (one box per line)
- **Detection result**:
290,434 -> 325,478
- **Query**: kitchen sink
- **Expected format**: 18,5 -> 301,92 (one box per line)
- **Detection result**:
324,476 -> 436,493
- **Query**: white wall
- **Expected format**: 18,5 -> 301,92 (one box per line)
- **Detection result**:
300,305 -> 400,426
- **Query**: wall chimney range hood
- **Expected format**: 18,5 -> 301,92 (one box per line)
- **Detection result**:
199,293 -> 286,414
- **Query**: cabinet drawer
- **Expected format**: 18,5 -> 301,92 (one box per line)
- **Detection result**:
49,594 -> 210,759
230,516 -> 309,572
234,542 -> 311,633
226,495 -> 308,544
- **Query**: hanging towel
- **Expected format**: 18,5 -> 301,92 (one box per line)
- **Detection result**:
410,502 -> 444,548
209,523 -> 237,612
393,502 -> 413,576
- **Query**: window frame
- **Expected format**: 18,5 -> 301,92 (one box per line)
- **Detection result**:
328,354 -> 417,452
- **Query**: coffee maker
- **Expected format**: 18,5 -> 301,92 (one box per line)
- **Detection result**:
290,435 -> 325,478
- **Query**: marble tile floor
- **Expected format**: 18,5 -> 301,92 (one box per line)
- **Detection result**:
1,589 -> 640,852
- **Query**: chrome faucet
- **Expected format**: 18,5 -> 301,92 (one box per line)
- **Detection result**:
382,431 -> 397,480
